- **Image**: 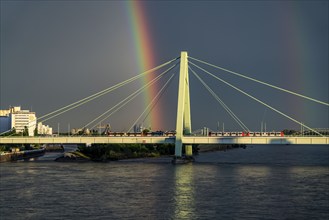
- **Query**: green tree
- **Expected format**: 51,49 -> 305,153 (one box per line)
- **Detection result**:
23,126 -> 29,136
34,127 -> 38,136
142,129 -> 150,136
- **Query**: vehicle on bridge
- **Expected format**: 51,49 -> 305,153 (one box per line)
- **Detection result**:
209,132 -> 245,136
209,131 -> 284,137
104,131 -> 176,137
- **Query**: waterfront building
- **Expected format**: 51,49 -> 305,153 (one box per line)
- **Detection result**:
0,106 -> 52,136
37,122 -> 53,136
9,106 -> 36,136
201,127 -> 209,136
71,128 -> 90,135
0,106 -> 22,116
133,124 -> 145,133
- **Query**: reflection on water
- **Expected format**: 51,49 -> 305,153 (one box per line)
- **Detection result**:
288,166 -> 329,176
236,166 -> 271,178
173,164 -> 195,219
0,145 -> 328,219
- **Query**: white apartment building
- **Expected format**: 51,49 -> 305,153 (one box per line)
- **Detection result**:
37,122 -> 53,136
11,111 -> 36,136
10,107 -> 37,136
0,106 -> 52,136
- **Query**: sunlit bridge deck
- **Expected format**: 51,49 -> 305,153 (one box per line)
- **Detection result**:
1,136 -> 328,145
182,136 -> 329,145
0,136 -> 175,145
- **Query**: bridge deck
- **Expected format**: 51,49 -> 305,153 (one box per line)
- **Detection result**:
0,136 -> 328,145
182,136 -> 329,145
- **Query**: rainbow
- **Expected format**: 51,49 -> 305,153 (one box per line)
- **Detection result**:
279,1 -> 314,119
267,1 -> 329,129
125,1 -> 162,131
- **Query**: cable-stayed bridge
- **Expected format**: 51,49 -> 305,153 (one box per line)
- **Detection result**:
1,52 -> 328,158
1,136 -> 328,145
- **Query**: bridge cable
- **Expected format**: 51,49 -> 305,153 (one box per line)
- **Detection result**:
83,64 -> 178,133
189,66 -> 250,132
189,56 -> 329,107
128,72 -> 177,133
38,57 -> 180,123
140,67 -> 179,129
0,60 -> 179,137
83,64 -> 177,132
189,61 -> 324,137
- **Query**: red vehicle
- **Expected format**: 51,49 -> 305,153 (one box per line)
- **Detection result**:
246,131 -> 284,137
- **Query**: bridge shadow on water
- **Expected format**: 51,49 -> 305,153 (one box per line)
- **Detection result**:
269,138 -> 292,145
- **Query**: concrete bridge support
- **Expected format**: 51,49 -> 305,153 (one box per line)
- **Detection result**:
174,51 -> 193,160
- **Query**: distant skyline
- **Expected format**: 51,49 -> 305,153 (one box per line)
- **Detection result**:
1,0 -> 328,132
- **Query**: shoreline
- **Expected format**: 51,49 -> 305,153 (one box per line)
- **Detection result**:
0,148 -> 46,163
54,144 -> 247,162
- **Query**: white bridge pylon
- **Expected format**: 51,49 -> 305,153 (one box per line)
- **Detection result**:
175,51 -> 192,157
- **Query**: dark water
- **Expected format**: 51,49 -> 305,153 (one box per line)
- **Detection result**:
1,145 -> 328,220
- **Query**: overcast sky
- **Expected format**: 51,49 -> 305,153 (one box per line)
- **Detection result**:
1,0 -> 328,132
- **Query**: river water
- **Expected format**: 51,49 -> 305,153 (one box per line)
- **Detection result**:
0,145 -> 328,220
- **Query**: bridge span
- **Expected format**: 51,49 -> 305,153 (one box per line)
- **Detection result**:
182,136 -> 329,145
1,136 -> 328,145
1,52 -> 328,156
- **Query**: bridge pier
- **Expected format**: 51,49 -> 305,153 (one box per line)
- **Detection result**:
185,145 -> 193,156
173,51 -> 194,163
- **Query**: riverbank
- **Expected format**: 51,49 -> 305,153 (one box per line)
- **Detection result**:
198,144 -> 247,152
55,151 -> 90,162
0,148 -> 46,162
55,144 -> 176,162
54,144 -> 246,162
44,145 -> 64,152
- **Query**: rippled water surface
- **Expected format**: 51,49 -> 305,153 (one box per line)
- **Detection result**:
1,145 -> 328,219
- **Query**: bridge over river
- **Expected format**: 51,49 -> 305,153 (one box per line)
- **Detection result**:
1,52 -> 328,157
1,136 -> 328,145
